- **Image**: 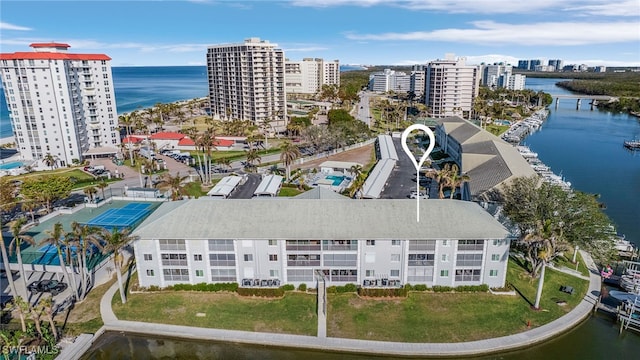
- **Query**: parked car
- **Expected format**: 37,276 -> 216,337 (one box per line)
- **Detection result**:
410,191 -> 429,199
0,295 -> 14,309
27,279 -> 68,295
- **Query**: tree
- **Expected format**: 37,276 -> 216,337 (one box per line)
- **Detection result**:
447,165 -> 470,199
43,153 -> 58,170
101,227 -> 139,304
158,172 -> 189,201
279,141 -> 301,181
9,218 -> 36,299
13,296 -> 30,332
0,177 -> 17,209
0,190 -> 19,304
21,201 -> 39,224
119,113 -> 137,165
349,174 -> 366,199
427,163 -> 455,199
41,222 -> 77,300
245,148 -> 262,171
349,164 -> 363,181
67,222 -> 103,299
217,157 -> 232,172
96,179 -> 109,201
20,176 -> 72,213
83,186 -> 98,203
38,295 -> 58,340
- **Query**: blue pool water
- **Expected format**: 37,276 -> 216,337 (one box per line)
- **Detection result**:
0,161 -> 23,170
325,175 -> 346,186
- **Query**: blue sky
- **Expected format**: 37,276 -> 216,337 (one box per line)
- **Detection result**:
1,0 -> 639,67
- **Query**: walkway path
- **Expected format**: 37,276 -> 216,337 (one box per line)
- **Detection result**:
73,249 -> 603,358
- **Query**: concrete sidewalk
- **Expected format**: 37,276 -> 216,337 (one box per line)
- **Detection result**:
82,249 -> 602,358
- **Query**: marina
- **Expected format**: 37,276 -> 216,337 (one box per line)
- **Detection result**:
501,109 -> 549,143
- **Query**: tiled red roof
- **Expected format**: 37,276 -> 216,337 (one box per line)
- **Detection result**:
214,139 -> 234,147
0,52 -> 111,61
149,132 -> 185,140
178,138 -> 195,146
122,136 -> 142,144
30,43 -> 71,48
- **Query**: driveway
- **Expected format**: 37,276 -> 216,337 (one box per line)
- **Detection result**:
228,174 -> 262,199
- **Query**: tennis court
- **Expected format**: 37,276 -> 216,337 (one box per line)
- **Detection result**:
84,202 -> 154,230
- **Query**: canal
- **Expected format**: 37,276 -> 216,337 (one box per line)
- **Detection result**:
82,78 -> 640,359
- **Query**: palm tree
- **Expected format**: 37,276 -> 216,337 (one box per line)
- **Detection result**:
245,148 -> 262,172
41,222 -> 78,300
446,164 -> 470,199
0,231 -> 19,303
349,174 -> 366,199
30,301 -> 43,337
428,163 -> 455,199
349,164 -> 363,180
96,179 -> 109,201
21,200 -> 39,223
9,218 -> 36,299
279,141 -> 300,181
13,296 -> 30,332
158,172 -> 189,201
119,113 -> 136,165
101,227 -> 139,304
38,295 -> 58,340
83,186 -> 97,203
68,222 -> 103,299
43,153 -> 58,170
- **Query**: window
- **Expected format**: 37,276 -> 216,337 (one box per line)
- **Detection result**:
391,240 -> 401,246
442,240 -> 449,246
269,254 -> 278,261
163,268 -> 189,281
161,253 -> 187,266
365,270 -> 375,277
390,254 -> 400,262
491,254 -> 500,262
390,269 -> 400,277
268,240 -> 277,246
366,240 -> 375,246
209,253 -> 235,267
159,239 -> 186,251
493,239 -> 499,246
456,253 -> 483,267
441,254 -> 448,262
457,240 -> 484,251
196,270 -> 204,277
455,269 -> 481,282
146,269 -> 154,276
208,239 -> 234,251
194,254 -> 203,261
440,270 -> 449,277
143,254 -> 152,261
489,270 -> 498,277
211,268 -> 236,281
269,269 -> 279,278
244,254 -> 253,262
408,253 -> 435,266
323,253 -> 357,266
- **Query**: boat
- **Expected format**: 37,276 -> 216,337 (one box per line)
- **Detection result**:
624,139 -> 640,150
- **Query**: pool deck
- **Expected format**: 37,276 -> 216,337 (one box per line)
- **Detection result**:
74,250 -> 603,359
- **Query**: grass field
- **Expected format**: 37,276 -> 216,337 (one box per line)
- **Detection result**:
278,187 -> 304,197
110,257 -> 589,342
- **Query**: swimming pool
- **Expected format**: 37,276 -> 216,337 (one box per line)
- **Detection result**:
325,175 -> 346,186
0,161 -> 23,170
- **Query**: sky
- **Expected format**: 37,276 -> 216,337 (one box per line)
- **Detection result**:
1,0 -> 639,67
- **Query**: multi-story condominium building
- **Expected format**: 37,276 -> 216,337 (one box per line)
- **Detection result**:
481,64 -> 512,87
207,38 -> 287,133
133,197 -> 511,289
594,66 -> 607,73
434,116 -> 536,201
534,65 -> 554,72
517,60 -> 529,70
0,43 -> 120,165
368,69 -> 411,93
410,70 -> 425,97
528,59 -> 541,71
497,73 -> 526,91
548,59 -> 563,72
424,55 -> 479,119
284,58 -> 340,95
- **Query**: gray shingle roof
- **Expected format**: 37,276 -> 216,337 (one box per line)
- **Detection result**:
133,199 -> 508,240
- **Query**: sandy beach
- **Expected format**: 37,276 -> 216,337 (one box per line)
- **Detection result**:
0,136 -> 15,146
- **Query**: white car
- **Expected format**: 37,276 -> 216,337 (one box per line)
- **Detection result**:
410,191 -> 428,199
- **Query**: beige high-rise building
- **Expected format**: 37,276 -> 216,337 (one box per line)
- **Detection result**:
425,55 -> 480,119
207,38 -> 287,132
285,58 -> 340,95
0,43 -> 120,165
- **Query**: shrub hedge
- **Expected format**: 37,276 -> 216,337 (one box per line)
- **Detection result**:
358,287 -> 408,297
298,283 -> 307,292
282,284 -> 295,291
236,287 -> 285,297
166,282 -> 239,292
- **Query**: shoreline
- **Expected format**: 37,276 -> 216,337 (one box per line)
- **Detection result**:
80,251 -> 602,358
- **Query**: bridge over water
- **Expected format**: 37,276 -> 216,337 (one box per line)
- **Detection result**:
553,94 -> 617,110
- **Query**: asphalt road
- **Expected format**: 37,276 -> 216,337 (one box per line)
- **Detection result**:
228,173 -> 262,199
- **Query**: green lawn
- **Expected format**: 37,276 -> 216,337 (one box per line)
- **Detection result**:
485,124 -> 510,136
553,251 -> 590,277
110,258 -> 589,342
113,291 -> 317,336
278,187 -> 304,197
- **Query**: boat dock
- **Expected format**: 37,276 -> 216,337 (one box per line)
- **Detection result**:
501,109 -> 549,143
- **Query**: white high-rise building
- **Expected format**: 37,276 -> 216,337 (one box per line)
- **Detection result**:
285,58 -> 340,95
207,38 -> 287,132
481,64 -> 512,87
410,70 -> 425,97
425,55 -> 480,119
0,43 -> 120,165
499,73 -> 526,91
368,69 -> 411,93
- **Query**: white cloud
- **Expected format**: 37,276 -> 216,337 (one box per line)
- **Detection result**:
284,46 -> 329,52
289,0 -> 636,15
345,20 -> 640,45
563,59 -> 640,67
0,22 -> 32,31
